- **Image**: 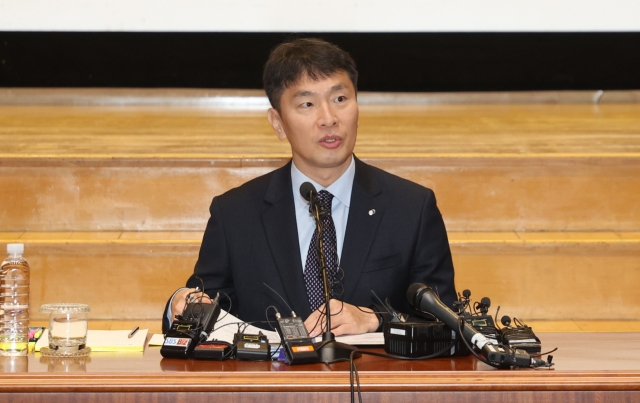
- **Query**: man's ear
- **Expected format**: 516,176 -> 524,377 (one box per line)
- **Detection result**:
267,108 -> 287,141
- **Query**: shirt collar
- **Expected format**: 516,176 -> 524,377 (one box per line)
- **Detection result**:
291,156 -> 355,208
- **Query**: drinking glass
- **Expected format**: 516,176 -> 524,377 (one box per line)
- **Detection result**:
39,303 -> 90,357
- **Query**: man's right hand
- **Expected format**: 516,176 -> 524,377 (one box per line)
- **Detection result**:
170,288 -> 211,320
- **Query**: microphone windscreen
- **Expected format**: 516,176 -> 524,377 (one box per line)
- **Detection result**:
481,297 -> 491,308
300,182 -> 317,202
406,283 -> 427,307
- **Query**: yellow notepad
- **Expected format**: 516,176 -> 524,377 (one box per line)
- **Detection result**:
35,329 -> 148,352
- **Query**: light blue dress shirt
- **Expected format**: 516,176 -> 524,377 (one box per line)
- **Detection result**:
291,156 -> 356,271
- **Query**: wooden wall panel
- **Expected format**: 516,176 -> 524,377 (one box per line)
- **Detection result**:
2,157 -> 639,232
26,242 -> 198,322
452,241 -> 640,320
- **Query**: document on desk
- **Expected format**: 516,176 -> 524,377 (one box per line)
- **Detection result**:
149,309 -> 383,348
209,309 -> 383,346
35,329 -> 149,352
319,332 -> 385,346
207,309 -> 281,344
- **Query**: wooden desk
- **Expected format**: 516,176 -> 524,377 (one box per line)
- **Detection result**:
1,333 -> 639,403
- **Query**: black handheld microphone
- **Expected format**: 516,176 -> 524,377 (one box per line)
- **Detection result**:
407,283 -> 551,368
407,283 -> 488,348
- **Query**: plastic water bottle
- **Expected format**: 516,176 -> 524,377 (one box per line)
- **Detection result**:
0,243 -> 30,356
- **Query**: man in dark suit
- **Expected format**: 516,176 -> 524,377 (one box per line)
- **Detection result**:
164,38 -> 456,336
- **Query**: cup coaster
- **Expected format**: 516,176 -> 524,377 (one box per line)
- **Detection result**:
40,347 -> 91,357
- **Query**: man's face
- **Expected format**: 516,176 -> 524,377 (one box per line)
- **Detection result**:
267,70 -> 358,183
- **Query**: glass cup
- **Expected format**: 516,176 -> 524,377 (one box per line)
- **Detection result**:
39,303 -> 90,357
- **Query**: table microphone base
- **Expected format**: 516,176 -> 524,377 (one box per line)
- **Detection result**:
313,332 -> 361,364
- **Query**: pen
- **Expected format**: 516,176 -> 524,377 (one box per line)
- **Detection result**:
128,326 -> 139,339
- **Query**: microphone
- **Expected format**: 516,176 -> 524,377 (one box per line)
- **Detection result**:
478,297 -> 491,315
300,182 -> 329,217
300,182 -> 317,202
407,283 -> 488,349
407,283 -> 551,368
298,183 -> 359,363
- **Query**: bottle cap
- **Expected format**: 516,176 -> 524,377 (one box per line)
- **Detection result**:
7,243 -> 24,255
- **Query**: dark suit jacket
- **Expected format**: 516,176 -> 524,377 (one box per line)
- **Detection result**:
163,157 -> 456,333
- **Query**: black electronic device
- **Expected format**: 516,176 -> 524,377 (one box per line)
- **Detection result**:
274,315 -> 318,365
193,341 -> 233,360
465,315 -> 500,345
407,283 -> 552,369
161,293 -> 221,359
161,318 -> 201,359
499,316 -> 542,354
454,289 -> 500,345
181,299 -> 221,336
483,343 -> 537,367
383,321 -> 470,357
234,332 -> 271,361
262,284 -> 318,364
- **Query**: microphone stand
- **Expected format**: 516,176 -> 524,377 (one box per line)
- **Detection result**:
309,192 -> 360,364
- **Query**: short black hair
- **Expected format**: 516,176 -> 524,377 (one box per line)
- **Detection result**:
263,38 -> 358,111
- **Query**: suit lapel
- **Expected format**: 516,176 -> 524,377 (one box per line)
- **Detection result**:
260,162 -> 311,318
341,158 -> 383,300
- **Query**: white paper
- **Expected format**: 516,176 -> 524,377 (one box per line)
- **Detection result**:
209,309 -> 382,346
207,309 -> 281,344
314,332 -> 384,346
148,333 -> 166,346
152,309 -> 383,350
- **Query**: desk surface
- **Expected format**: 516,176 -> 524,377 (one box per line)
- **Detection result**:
0,333 -> 640,403
1,333 -> 639,402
